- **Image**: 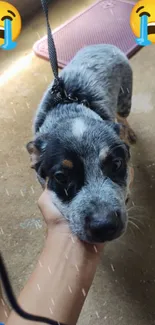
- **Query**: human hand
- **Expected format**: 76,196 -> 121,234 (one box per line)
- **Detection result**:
38,189 -> 104,253
38,189 -> 69,233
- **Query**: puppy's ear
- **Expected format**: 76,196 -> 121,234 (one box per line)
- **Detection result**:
26,138 -> 47,169
26,139 -> 47,189
26,141 -> 40,169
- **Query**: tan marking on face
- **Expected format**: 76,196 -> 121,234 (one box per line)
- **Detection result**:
62,160 -> 73,169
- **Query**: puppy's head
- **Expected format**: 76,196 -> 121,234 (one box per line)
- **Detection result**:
27,118 -> 132,243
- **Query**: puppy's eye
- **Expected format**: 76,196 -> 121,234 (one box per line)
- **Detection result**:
112,158 -> 122,173
54,171 -> 67,185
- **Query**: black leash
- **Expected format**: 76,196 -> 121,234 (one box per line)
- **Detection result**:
41,0 -> 59,80
0,252 -> 66,325
41,0 -> 90,108
0,252 -> 64,325
41,0 -> 66,106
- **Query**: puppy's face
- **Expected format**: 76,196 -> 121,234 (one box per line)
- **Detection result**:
27,118 -> 131,243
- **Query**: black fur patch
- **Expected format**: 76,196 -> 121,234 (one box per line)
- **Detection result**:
102,145 -> 129,186
39,139 -> 85,203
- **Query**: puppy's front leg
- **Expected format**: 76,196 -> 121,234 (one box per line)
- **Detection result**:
117,114 -> 137,145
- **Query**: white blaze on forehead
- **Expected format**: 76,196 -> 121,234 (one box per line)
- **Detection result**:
72,118 -> 87,138
99,147 -> 109,161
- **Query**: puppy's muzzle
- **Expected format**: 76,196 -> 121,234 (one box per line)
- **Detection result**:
85,208 -> 124,243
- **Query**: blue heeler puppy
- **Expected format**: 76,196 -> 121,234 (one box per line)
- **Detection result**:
27,44 -> 136,243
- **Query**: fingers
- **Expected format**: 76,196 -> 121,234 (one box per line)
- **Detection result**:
37,190 -> 69,231
38,189 -> 62,219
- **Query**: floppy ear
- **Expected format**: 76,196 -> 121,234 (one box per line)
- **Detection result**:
26,138 -> 48,189
26,141 -> 41,169
26,137 -> 47,169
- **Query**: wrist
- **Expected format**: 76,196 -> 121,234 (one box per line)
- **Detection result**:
46,224 -> 103,264
45,228 -> 103,325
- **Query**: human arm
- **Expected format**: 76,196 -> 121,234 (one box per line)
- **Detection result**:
6,190 -> 103,325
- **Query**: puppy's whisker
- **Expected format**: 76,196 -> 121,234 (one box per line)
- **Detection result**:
128,220 -> 144,235
127,207 -> 135,212
128,215 -> 143,222
127,205 -> 145,211
128,224 -> 135,237
128,220 -> 140,230
128,216 -> 144,226
127,207 -> 147,217
131,205 -> 145,210
64,189 -> 68,196
127,209 -> 149,220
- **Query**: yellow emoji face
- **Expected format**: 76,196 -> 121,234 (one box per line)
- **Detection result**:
130,0 -> 155,44
0,1 -> 21,46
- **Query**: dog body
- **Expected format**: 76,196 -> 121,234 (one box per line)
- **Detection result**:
27,44 -> 133,243
35,44 -> 132,131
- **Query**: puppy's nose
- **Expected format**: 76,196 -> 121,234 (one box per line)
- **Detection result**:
88,211 -> 122,242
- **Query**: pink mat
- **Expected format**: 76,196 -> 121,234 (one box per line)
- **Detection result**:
33,0 -> 140,68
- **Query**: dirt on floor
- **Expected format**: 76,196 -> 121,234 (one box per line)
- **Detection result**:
0,0 -> 155,324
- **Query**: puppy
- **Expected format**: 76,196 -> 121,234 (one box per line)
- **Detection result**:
27,44 -> 136,243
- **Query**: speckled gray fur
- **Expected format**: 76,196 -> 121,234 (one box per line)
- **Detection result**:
34,44 -> 132,132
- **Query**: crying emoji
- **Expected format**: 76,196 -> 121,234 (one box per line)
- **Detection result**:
0,1 -> 21,50
130,0 -> 155,46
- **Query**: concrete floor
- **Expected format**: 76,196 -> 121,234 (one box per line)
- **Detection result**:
0,0 -> 155,324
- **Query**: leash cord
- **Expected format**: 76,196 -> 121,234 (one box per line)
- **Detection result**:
0,252 -> 66,325
40,0 -> 68,104
41,0 -> 90,107
40,0 -> 58,80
